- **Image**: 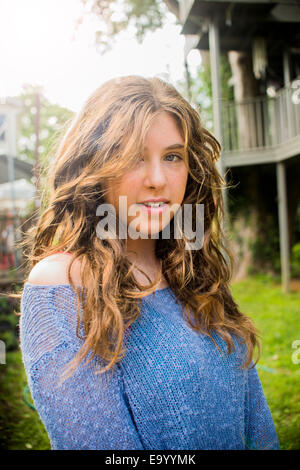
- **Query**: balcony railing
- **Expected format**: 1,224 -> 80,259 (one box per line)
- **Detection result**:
221,82 -> 300,154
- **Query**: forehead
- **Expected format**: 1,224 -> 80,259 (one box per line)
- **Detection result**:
144,111 -> 184,149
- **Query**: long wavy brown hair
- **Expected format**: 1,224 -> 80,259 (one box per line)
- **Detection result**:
15,75 -> 261,382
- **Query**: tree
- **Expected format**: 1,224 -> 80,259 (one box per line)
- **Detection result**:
16,85 -> 74,213
17,85 -> 74,168
187,52 -> 234,132
81,1 -> 262,148
79,0 -> 176,53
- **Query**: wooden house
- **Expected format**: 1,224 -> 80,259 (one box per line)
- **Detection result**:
176,0 -> 300,292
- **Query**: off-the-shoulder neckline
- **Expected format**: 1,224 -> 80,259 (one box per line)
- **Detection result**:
24,282 -> 84,289
23,282 -> 172,298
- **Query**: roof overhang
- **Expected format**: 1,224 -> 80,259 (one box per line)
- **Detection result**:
181,1 -> 300,53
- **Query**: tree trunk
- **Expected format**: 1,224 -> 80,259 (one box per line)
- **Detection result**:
228,164 -> 280,281
286,158 -> 300,249
228,51 -> 260,150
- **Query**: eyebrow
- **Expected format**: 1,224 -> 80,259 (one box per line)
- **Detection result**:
144,144 -> 185,151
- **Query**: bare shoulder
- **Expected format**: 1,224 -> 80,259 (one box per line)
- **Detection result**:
27,253 -> 82,287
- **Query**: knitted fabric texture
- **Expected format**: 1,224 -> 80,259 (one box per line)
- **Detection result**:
20,283 -> 280,450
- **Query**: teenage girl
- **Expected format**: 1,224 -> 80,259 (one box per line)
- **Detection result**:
19,76 -> 279,450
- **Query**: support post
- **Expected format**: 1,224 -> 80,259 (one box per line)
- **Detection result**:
276,161 -> 290,293
208,17 -> 228,218
283,50 -> 291,86
283,49 -> 293,140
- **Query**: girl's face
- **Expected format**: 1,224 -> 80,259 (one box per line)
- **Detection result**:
105,111 -> 189,238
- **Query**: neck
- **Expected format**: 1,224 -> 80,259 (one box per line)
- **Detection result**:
125,237 -> 157,268
124,237 -> 165,288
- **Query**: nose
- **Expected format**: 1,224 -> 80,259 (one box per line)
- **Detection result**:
143,159 -> 167,189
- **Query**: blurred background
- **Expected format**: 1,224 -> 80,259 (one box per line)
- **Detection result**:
0,0 -> 299,450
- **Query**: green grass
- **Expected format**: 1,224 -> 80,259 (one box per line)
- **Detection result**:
0,350 -> 50,450
0,274 -> 299,450
231,274 -> 300,450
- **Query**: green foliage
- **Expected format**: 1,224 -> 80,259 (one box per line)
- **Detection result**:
17,84 -> 74,168
0,292 -> 20,352
291,242 -> 300,277
15,85 -> 74,217
227,191 -> 252,222
188,54 -> 234,131
0,297 -> 9,313
81,0 -> 172,53
0,330 -> 17,352
248,225 -> 281,275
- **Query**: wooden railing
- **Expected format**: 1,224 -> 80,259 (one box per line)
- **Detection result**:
221,81 -> 300,153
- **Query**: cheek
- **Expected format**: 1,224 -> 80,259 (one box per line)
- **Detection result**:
110,175 -> 140,210
171,168 -> 188,199
118,176 -> 139,199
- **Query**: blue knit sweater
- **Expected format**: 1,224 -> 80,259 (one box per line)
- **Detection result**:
20,282 -> 280,450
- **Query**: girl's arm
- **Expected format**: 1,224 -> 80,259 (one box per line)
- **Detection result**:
244,363 -> 280,450
20,283 -> 144,450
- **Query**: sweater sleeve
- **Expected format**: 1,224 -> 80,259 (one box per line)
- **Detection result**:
244,362 -> 280,450
19,284 -> 145,450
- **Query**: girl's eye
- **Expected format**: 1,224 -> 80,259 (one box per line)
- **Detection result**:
136,154 -> 182,164
165,154 -> 182,162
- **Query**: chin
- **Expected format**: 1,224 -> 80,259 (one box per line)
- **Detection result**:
132,223 -> 164,240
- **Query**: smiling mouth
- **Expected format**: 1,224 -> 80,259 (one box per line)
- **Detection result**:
139,202 -> 169,208
137,202 -> 170,213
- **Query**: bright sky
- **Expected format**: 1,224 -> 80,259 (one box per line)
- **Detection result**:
0,0 -> 201,112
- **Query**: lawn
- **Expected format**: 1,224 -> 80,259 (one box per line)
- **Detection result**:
0,274 -> 299,450
0,349 -> 50,450
231,274 -> 300,450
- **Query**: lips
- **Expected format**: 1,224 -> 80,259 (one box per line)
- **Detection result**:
139,198 -> 170,204
141,202 -> 168,207
137,202 -> 169,214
